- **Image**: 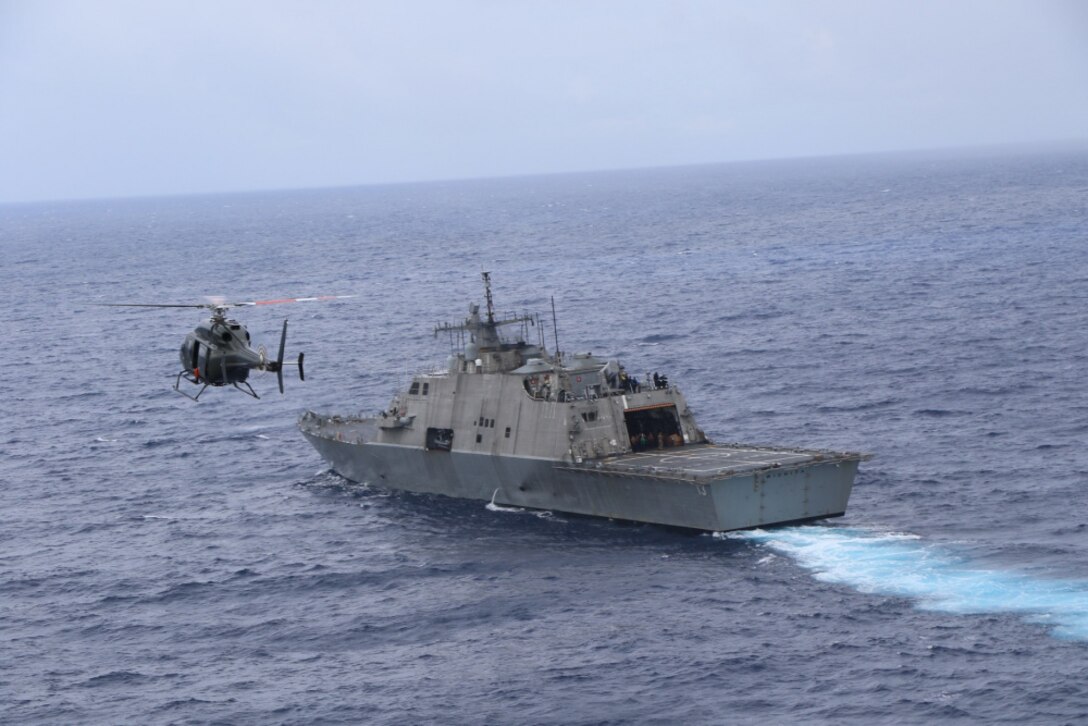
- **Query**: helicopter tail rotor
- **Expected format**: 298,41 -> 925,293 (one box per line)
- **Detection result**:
276,319 -> 288,395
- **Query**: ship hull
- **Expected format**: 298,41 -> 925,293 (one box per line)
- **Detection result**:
300,420 -> 859,532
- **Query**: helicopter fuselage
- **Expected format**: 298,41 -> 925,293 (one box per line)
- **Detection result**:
179,319 -> 263,387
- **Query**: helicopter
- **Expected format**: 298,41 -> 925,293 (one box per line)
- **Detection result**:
100,295 -> 354,401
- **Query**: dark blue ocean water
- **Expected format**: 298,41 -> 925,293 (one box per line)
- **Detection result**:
3,146 -> 1088,724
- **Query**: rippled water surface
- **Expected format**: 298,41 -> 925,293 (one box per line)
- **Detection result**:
3,147 -> 1088,723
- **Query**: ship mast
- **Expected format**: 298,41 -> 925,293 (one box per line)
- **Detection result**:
482,271 -> 495,324
434,273 -> 536,355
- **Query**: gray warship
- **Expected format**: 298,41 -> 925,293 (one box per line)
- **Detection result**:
299,274 -> 867,531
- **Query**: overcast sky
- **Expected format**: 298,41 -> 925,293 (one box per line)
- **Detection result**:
1,0 -> 1086,203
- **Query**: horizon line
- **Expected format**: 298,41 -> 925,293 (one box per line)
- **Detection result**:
3,137 -> 1086,208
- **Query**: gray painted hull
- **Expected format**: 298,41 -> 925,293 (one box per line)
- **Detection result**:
300,422 -> 859,532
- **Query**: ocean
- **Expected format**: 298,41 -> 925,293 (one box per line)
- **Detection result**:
2,145 -> 1087,724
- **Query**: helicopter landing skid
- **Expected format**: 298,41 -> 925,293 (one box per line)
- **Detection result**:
173,371 -> 262,401
173,371 -> 261,401
174,371 -> 209,401
232,381 -> 260,399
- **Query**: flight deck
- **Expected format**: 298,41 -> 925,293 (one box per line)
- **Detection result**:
564,443 -> 867,483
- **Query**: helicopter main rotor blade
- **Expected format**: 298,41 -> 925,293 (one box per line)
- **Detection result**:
96,295 -> 354,311
233,294 -> 356,307
94,303 -> 209,308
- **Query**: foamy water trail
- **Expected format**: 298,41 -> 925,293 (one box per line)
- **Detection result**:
728,527 -> 1088,641
486,488 -> 525,513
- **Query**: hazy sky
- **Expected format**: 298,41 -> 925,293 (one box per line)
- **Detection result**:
1,0 -> 1086,203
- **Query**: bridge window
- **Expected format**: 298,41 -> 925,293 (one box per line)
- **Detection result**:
409,382 -> 420,395
422,382 -> 429,395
